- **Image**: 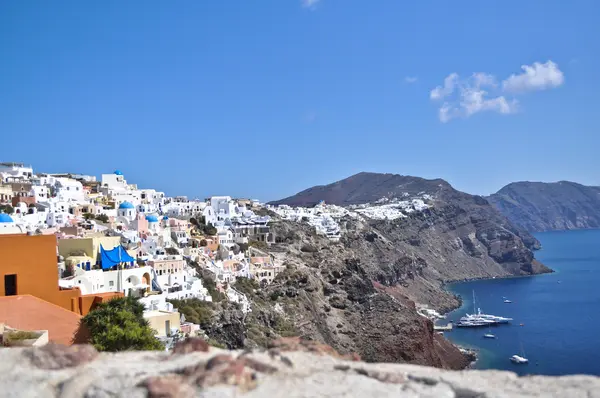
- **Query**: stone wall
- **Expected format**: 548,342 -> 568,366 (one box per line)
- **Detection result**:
0,338 -> 597,398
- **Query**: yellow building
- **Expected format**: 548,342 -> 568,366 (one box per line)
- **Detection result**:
58,236 -> 122,264
143,310 -> 181,337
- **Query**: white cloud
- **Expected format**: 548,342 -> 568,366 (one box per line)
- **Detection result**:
471,72 -> 497,88
301,0 -> 320,9
502,61 -> 564,93
430,73 -> 458,100
405,76 -> 418,84
430,60 -> 562,122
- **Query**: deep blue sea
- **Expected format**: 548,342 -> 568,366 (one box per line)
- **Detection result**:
442,229 -> 600,376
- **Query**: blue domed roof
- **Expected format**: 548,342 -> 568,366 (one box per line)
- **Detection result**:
118,201 -> 135,209
163,215 -> 169,220
146,215 -> 159,223
114,170 -> 123,175
0,213 -> 13,223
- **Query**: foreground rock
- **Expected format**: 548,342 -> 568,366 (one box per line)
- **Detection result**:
0,342 -> 598,398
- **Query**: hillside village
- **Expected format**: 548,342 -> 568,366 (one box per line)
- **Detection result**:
0,162 -> 437,350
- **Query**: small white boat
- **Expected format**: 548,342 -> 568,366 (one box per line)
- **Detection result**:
511,342 -> 528,364
510,355 -> 528,364
484,333 -> 496,339
504,299 -> 512,303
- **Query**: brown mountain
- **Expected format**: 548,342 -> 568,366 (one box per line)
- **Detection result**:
487,181 -> 600,232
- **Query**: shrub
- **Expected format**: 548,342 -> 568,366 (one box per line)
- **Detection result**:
233,277 -> 259,296
0,205 -> 14,215
81,296 -> 164,352
203,224 -> 217,236
3,330 -> 40,343
82,213 -> 94,220
165,247 -> 179,255
168,298 -> 214,327
95,214 -> 109,223
249,240 -> 268,251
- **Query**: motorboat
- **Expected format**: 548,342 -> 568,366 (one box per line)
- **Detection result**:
461,308 -> 513,324
510,355 -> 528,364
511,343 -> 528,364
456,320 -> 489,327
483,333 -> 496,339
504,299 -> 512,303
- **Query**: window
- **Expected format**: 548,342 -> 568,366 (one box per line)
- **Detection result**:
4,274 -> 17,296
109,281 -> 114,287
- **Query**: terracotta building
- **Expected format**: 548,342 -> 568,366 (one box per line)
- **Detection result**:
0,234 -> 122,317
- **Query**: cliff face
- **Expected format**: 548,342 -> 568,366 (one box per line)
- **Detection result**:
487,181 -> 600,232
212,172 -> 551,369
3,343 -> 599,397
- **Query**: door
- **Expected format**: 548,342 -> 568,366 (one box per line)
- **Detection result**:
4,274 -> 17,296
165,320 -> 171,336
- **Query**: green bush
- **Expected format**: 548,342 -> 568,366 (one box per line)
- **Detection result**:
4,330 -> 40,343
203,224 -> 217,236
82,213 -> 94,220
168,298 -> 214,327
249,240 -> 268,251
0,205 -> 14,215
95,214 -> 109,223
233,277 -> 259,296
81,296 -> 164,352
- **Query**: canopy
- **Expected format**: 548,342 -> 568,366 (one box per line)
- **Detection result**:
100,244 -> 135,270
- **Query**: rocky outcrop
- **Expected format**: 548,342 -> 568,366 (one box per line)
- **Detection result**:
488,181 -> 600,232
1,342 -> 598,397
207,172 -> 551,370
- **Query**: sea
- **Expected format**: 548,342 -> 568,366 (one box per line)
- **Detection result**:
442,229 -> 600,376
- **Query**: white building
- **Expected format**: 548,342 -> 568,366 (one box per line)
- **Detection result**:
0,213 -> 26,235
59,266 -> 154,297
31,185 -> 50,203
116,201 -> 137,224
54,178 -> 85,202
0,162 -> 33,182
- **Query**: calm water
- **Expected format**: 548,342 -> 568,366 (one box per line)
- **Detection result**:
443,229 -> 600,376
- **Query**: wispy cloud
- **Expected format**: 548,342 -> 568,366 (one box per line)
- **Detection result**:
301,0 -> 321,9
430,60 -> 564,123
502,61 -> 565,93
405,76 -> 418,84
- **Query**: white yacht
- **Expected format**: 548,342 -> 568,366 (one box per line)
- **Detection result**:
483,333 -> 496,339
461,308 -> 513,324
510,355 -> 528,364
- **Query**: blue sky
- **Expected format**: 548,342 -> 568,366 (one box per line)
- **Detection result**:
1,0 -> 598,201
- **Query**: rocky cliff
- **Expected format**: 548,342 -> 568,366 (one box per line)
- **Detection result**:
2,342 -> 598,397
488,181 -> 600,232
191,172 -> 550,370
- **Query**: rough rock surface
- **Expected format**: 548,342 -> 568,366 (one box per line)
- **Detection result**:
1,343 -> 598,398
488,181 -> 600,232
196,173 -> 551,370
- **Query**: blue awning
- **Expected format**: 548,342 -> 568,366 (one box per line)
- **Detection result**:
100,244 -> 135,270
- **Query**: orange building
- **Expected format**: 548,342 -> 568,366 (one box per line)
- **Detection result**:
0,295 -> 87,345
0,234 -> 122,317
